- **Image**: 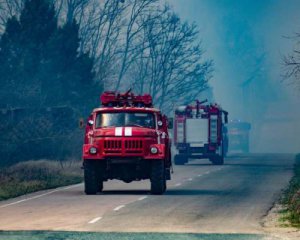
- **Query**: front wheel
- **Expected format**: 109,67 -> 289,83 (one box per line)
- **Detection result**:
98,181 -> 103,192
84,161 -> 98,195
150,161 -> 166,195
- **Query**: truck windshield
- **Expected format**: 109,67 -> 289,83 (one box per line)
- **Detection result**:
95,112 -> 155,129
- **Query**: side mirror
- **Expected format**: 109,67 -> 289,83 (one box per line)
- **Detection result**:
168,118 -> 173,129
88,120 -> 94,126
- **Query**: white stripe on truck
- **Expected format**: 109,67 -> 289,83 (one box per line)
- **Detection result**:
125,127 -> 132,136
115,127 -> 123,136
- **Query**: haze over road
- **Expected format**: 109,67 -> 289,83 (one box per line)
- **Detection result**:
0,154 -> 294,237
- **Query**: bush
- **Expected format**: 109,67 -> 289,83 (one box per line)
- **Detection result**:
282,153 -> 300,226
0,160 -> 83,201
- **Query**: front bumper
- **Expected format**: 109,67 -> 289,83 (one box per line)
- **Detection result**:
83,143 -> 165,160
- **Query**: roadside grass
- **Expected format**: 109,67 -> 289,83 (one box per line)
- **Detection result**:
0,231 -> 264,240
0,160 -> 83,201
281,153 -> 300,227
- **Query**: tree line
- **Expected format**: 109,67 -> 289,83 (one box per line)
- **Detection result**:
0,0 -> 213,113
0,0 -> 213,164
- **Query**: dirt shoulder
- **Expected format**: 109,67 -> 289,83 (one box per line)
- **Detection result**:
261,154 -> 300,239
262,203 -> 300,240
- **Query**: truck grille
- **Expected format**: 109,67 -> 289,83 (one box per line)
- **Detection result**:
104,140 -> 122,153
103,139 -> 144,154
125,140 -> 143,153
125,140 -> 143,149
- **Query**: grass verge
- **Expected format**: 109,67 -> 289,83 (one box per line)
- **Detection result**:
281,153 -> 300,227
0,231 -> 264,240
0,160 -> 83,201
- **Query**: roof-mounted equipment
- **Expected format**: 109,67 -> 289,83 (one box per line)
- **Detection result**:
100,89 -> 153,107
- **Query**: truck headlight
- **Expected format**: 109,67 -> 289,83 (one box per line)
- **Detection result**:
150,147 -> 158,154
89,147 -> 97,155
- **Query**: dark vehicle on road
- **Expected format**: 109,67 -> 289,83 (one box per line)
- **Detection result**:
227,120 -> 251,153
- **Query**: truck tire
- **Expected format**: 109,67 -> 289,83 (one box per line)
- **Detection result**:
174,154 -> 188,165
84,161 -> 98,195
210,141 -> 225,165
97,163 -> 105,192
210,155 -> 224,165
166,168 -> 171,180
150,161 -> 166,195
163,170 -> 167,192
98,180 -> 103,192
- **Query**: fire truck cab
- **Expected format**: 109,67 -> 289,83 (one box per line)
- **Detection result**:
82,90 -> 172,195
173,100 -> 228,165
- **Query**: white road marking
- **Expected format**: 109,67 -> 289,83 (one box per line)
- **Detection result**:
114,205 -> 125,211
175,183 -> 182,186
88,217 -> 102,224
197,174 -> 202,177
63,184 -> 82,190
0,184 -> 82,209
188,178 -> 193,181
138,196 -> 148,201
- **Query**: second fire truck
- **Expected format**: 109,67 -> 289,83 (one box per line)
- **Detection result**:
173,100 -> 228,165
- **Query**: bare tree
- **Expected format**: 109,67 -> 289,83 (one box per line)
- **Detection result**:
0,0 -> 213,114
114,0 -> 158,91
130,4 -> 213,113
0,0 -> 25,32
72,0 -> 159,90
283,33 -> 300,90
76,0 -> 128,88
54,0 -> 91,25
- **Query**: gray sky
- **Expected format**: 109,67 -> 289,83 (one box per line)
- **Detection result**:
169,0 -> 300,152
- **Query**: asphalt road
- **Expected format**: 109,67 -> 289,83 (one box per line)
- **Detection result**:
0,154 -> 295,239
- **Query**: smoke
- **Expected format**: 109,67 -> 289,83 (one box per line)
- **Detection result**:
169,0 -> 300,153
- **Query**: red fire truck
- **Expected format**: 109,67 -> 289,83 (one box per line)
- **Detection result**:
82,90 -> 172,195
173,100 -> 228,165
